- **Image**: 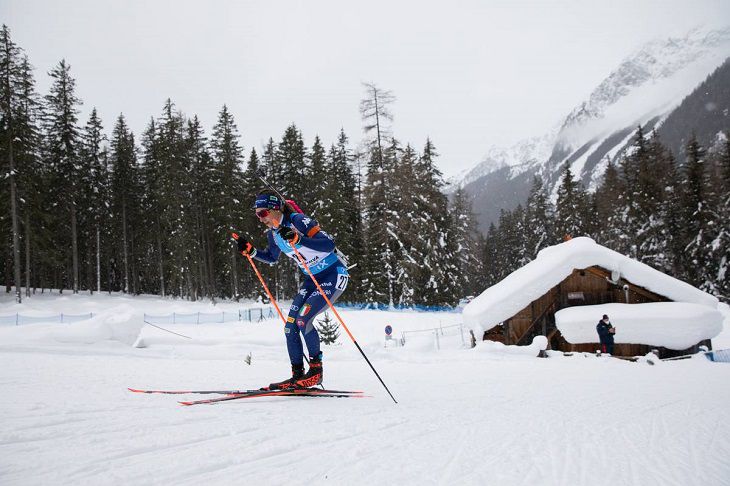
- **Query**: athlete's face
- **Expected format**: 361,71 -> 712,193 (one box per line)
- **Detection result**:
256,208 -> 281,228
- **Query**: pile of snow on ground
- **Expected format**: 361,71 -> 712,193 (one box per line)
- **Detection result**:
475,335 -> 548,357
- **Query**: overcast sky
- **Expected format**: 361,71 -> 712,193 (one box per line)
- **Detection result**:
3,0 -> 729,178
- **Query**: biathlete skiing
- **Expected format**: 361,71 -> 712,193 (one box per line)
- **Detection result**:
235,191 -> 349,390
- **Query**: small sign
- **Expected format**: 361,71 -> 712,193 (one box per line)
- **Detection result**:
385,325 -> 393,336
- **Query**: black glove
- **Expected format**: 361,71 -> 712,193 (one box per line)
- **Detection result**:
234,234 -> 256,256
277,225 -> 300,245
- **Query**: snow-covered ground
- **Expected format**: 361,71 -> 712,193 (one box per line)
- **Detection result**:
1,292 -> 730,485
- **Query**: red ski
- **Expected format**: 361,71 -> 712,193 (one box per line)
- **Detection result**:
178,388 -> 366,406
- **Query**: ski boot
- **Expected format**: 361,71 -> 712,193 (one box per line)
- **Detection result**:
268,364 -> 305,390
295,355 -> 323,388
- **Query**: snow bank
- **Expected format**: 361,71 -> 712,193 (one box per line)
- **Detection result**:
462,237 -> 718,336
0,304 -> 144,347
473,335 -> 547,357
713,302 -> 730,349
53,304 -> 144,345
555,303 -> 723,350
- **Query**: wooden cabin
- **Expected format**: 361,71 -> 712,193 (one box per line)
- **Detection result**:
463,238 -> 720,359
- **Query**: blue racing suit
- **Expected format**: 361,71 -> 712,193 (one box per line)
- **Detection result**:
253,212 -> 349,366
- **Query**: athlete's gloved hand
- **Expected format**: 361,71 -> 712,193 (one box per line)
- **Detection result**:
234,234 -> 256,256
277,226 -> 300,245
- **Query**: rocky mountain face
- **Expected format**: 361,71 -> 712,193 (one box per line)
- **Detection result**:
459,27 -> 730,232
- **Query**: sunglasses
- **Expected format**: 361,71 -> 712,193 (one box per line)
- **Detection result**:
255,209 -> 271,219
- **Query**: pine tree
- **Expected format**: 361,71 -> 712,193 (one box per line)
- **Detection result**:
183,116 -> 211,299
681,134 -> 713,290
449,185 -> 483,298
359,82 -> 395,172
139,117 -> 165,295
594,157 -> 628,253
499,205 -> 526,276
522,176 -> 553,261
278,123 -> 308,202
14,54 -> 44,297
316,311 -> 340,345
390,143 -> 419,306
1,27 -> 42,299
362,138 -> 398,306
108,115 -> 137,293
414,139 -> 455,305
554,162 -> 589,241
0,25 -> 24,300
635,132 -> 676,272
235,148 -> 262,299
711,133 -> 730,300
209,105 -> 245,298
44,59 -> 83,293
307,135 -> 327,219
482,222 -> 500,287
262,137 -> 279,186
271,124 -> 308,299
155,99 -> 188,296
79,108 -> 108,293
359,84 -> 398,306
323,129 -> 363,302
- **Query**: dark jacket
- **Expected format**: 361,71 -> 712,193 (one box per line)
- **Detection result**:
596,320 -> 615,344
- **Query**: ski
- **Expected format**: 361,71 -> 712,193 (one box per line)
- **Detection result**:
178,388 -> 365,406
128,387 -> 363,396
129,387 -> 260,395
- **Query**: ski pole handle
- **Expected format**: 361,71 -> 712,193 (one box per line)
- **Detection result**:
231,232 -> 288,326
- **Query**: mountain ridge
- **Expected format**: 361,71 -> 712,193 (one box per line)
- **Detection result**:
458,26 -> 730,230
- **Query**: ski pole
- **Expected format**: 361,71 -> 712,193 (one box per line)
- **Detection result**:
288,242 -> 398,404
256,169 -> 288,206
231,232 -> 287,326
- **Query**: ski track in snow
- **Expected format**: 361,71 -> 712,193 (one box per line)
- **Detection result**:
1,298 -> 730,485
1,351 -> 729,485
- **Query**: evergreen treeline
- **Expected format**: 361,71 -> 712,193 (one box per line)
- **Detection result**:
1,27 -> 484,306
482,126 -> 730,302
3,26 -> 727,306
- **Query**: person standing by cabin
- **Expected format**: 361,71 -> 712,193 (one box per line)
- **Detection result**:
596,314 -> 616,355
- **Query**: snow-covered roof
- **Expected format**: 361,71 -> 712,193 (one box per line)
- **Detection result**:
555,303 -> 723,350
462,237 -> 719,335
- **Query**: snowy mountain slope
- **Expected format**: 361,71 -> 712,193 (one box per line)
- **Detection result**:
558,27 -> 730,147
460,27 -> 730,229
459,129 -> 558,187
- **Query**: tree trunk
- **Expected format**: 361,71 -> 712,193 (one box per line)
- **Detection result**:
121,201 -> 129,293
206,231 -> 216,298
87,241 -> 93,295
24,211 -> 30,298
71,203 -> 78,293
5,254 -> 11,293
7,122 -> 22,303
156,220 -> 165,297
129,228 -> 137,295
96,224 -> 101,292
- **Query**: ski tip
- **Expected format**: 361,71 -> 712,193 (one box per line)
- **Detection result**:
179,401 -> 195,406
128,388 -> 144,393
